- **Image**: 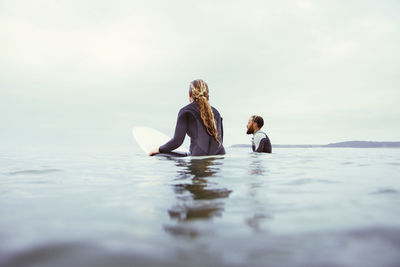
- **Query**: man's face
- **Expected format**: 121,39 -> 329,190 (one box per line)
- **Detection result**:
246,117 -> 254,134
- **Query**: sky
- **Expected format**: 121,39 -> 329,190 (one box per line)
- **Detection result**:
1,0 -> 399,152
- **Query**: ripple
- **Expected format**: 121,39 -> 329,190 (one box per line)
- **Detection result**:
287,178 -> 337,185
358,164 -> 370,167
6,169 -> 63,176
0,241 -> 171,267
163,225 -> 201,238
370,188 -> 400,195
342,161 -> 353,165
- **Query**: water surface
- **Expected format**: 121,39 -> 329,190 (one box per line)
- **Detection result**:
1,147 -> 400,266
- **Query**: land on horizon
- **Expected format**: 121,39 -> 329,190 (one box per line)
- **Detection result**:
231,141 -> 400,148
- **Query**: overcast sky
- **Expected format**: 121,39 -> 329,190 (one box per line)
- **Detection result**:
1,0 -> 399,151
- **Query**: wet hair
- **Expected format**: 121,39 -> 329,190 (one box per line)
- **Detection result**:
189,79 -> 221,146
252,115 -> 264,129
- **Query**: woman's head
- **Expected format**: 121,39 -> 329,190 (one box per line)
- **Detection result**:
188,79 -> 220,146
189,79 -> 209,101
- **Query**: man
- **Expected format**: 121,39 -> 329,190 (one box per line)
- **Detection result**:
246,115 -> 272,153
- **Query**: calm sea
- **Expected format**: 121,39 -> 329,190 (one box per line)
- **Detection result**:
1,147 -> 400,267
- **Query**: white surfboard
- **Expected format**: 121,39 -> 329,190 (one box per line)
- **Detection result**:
132,126 -> 189,155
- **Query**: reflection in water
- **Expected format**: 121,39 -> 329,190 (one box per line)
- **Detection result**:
164,157 -> 231,237
246,154 -> 268,198
248,154 -> 267,176
245,154 -> 272,233
245,213 -> 271,232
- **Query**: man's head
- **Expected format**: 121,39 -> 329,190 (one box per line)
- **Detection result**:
246,115 -> 264,134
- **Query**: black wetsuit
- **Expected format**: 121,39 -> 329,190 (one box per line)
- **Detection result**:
159,102 -> 226,156
252,131 -> 272,153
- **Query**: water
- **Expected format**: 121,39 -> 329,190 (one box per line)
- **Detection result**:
1,147 -> 400,267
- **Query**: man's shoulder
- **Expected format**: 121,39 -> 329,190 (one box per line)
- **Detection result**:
255,131 -> 269,139
255,130 -> 266,136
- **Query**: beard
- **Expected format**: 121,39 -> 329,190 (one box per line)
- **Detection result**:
246,126 -> 254,135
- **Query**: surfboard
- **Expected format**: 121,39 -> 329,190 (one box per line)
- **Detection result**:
132,126 -> 189,156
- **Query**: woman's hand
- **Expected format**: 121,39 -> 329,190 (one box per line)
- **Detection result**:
149,148 -> 160,156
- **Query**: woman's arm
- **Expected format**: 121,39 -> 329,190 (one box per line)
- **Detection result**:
158,110 -> 188,153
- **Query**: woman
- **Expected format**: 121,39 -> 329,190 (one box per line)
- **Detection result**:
149,79 -> 225,156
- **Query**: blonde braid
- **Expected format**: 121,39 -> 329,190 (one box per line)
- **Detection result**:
189,80 -> 221,146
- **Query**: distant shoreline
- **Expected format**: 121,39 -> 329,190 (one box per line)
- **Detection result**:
231,141 -> 400,148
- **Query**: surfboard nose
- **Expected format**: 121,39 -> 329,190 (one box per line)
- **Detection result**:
132,126 -> 189,155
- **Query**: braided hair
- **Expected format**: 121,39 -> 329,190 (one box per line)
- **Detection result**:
189,79 -> 221,146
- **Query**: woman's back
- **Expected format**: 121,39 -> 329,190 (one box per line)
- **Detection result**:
151,79 -> 225,157
182,102 -> 225,156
